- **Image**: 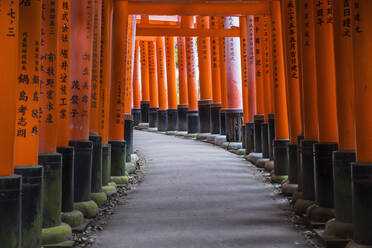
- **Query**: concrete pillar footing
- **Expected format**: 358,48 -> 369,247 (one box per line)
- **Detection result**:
245,152 -> 263,164
306,204 -> 335,224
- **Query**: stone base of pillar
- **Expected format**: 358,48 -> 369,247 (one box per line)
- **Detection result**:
294,198 -> 314,214
268,113 -> 275,160
89,135 -> 103,194
0,175 -> 21,247
158,110 -> 168,132
273,139 -> 289,178
177,105 -> 188,131
69,141 -> 93,203
297,135 -> 305,193
314,143 -> 338,209
346,241 -> 372,248
39,153 -> 63,228
287,143 -> 298,184
124,119 -> 134,162
254,115 -> 264,153
108,140 -> 126,177
306,204 -> 335,223
211,104 -> 221,134
39,153 -> 74,245
324,150 -> 355,239
149,107 -> 159,128
187,110 -> 199,134
220,110 -> 226,135
261,122 -> 269,158
14,166 -> 43,248
140,101 -> 150,123
198,100 -> 212,133
102,144 -> 111,186
225,109 -> 243,142
167,109 -> 178,131
324,218 -> 353,240
245,123 -> 254,155
56,146 -> 74,213
350,162 -> 372,246
301,139 -> 318,201
132,108 -> 141,126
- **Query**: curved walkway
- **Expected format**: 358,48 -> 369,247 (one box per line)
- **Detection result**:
93,130 -> 314,248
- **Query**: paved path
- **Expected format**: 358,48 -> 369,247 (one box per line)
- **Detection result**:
93,130 -> 314,248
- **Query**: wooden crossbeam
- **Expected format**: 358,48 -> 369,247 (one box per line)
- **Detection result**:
127,2 -> 270,16
136,27 -> 241,37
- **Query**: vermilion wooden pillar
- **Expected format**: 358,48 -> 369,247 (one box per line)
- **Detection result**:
89,0 -> 107,207
253,16 -> 265,153
148,40 -> 159,128
323,0 -> 355,239
243,15 -> 257,154
310,0 -> 339,222
39,0 -> 74,242
350,1 -> 372,246
281,0 -> 303,188
165,37 -> 179,131
13,1 -> 43,246
270,1 -> 290,181
156,37 -> 169,132
224,16 -> 243,142
56,0 -> 84,225
132,41 -> 142,125
140,40 -> 150,123
177,37 -> 189,131
262,15 -> 274,160
210,17 -> 222,134
0,1 -> 21,247
109,0 -> 129,180
219,16 -> 228,135
197,16 -> 213,134
183,16 -> 199,133
124,15 -> 136,163
99,0 -> 114,188
295,0 -> 319,212
69,0 -> 96,212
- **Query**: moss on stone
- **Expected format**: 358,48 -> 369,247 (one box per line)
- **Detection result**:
61,210 -> 84,228
271,174 -> 288,184
102,185 -> 117,196
111,176 -> 129,185
90,192 -> 107,206
126,162 -> 136,174
73,200 -> 99,218
42,222 -> 72,245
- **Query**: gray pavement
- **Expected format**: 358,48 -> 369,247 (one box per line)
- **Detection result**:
93,130 -> 314,248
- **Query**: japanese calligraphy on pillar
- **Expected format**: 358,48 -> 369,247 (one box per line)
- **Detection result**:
254,16 -> 263,83
70,0 -> 94,139
315,0 -> 334,25
56,0 -> 71,147
90,0 -> 102,133
40,0 -> 58,152
185,37 -> 196,82
1,0 -> 19,174
303,1 -> 314,47
124,15 -> 136,115
353,0 -> 361,34
224,16 -> 242,110
98,0 -> 113,144
240,17 -> 249,91
15,0 -> 40,165
286,0 -> 299,79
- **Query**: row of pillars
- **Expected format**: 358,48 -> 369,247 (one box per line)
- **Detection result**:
0,0 -> 138,247
132,2 -> 372,248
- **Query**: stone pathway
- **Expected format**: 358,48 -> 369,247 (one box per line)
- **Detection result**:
93,130 -> 315,248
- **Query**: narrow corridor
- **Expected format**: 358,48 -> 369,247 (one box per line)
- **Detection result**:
93,131 -> 315,248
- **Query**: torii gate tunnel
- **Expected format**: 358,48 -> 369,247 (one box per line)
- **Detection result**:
0,0 -> 372,247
